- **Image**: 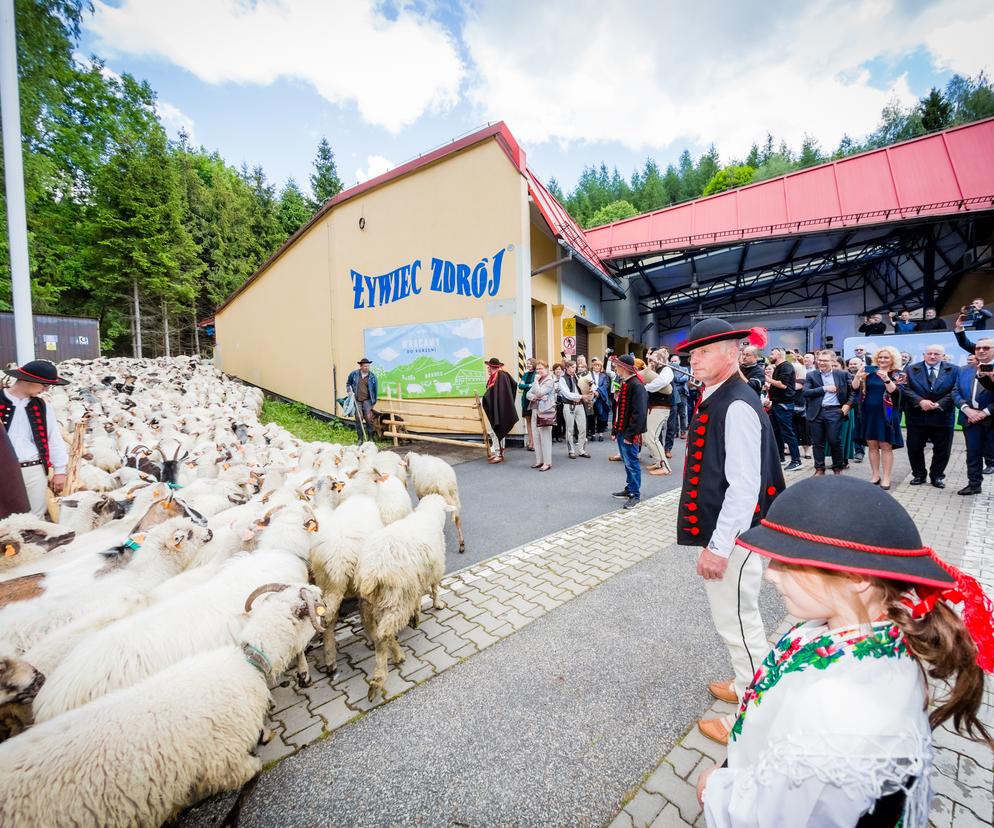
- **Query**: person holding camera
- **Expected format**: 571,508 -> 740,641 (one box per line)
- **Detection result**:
952,337 -> 994,494
917,307 -> 947,331
961,298 -> 993,331
858,313 -> 887,336
851,346 -> 905,490
557,360 -> 592,460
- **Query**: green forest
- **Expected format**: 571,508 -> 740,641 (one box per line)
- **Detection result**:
552,77 -> 994,229
2,1 -> 994,357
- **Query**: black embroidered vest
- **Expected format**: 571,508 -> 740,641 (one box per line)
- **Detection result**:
677,376 -> 784,547
0,394 -> 52,469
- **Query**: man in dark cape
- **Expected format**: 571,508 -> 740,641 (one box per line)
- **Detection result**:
482,357 -> 518,463
0,421 -> 30,519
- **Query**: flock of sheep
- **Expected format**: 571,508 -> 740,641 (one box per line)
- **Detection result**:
0,355 -> 465,826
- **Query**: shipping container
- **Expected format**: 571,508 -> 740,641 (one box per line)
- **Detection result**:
0,312 -> 101,365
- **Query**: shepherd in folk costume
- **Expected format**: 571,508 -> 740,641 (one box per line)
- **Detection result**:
675,319 -> 785,745
0,421 -> 30,519
1,360 -> 70,518
481,357 -> 518,463
699,476 -> 994,827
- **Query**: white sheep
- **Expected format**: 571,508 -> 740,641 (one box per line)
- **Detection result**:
0,517 -> 212,657
405,450 -> 465,553
32,548 -> 309,721
308,494 -> 383,673
355,494 -> 451,700
0,583 -> 326,828
0,515 -> 76,573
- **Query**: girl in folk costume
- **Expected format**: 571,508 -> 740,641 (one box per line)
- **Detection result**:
699,476 -> 994,828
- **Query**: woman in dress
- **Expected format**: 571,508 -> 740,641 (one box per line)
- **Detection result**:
518,357 -> 536,452
699,476 -> 993,827
852,346 -> 904,490
526,360 -> 556,472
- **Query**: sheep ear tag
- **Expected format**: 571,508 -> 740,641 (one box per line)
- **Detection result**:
305,518 -> 319,533
3,543 -> 17,558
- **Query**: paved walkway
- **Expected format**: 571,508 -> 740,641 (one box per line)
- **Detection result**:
180,441 -> 993,827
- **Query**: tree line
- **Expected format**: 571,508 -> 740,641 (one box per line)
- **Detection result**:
0,0 -> 344,356
550,75 -> 994,229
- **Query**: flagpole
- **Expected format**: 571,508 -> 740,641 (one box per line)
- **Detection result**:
0,0 -> 35,363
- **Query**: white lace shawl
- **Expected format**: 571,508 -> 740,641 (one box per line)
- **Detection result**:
703,624 -> 932,827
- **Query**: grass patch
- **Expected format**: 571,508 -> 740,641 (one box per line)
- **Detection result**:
260,399 -> 366,445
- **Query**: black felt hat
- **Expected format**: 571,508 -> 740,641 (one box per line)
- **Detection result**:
357,358 -> 372,365
485,357 -> 504,367
676,318 -> 768,353
3,359 -> 69,386
737,476 -> 955,588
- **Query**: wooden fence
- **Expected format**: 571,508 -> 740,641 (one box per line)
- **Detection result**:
378,387 -> 491,451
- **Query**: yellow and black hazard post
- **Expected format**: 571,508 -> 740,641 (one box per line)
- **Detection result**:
517,339 -> 526,379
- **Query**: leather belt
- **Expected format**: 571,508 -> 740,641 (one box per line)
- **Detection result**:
19,459 -> 44,468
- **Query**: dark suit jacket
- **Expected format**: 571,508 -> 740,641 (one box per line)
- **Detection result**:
952,366 -> 994,428
742,363 -> 765,397
802,369 -> 852,420
903,361 -> 958,428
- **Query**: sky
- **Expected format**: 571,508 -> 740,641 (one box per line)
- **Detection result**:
77,0 -> 994,200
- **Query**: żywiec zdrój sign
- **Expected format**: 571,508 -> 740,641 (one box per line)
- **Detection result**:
350,248 -> 508,309
365,318 -> 486,399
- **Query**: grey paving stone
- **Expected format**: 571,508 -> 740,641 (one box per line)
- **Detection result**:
958,755 -> 992,790
642,762 -> 702,824
402,630 -> 440,658
279,700 -> 318,738
680,726 -> 728,764
284,721 -> 324,749
421,647 -> 458,673
666,744 -> 701,779
402,665 -> 434,685
606,810 -> 634,828
312,694 -> 357,732
687,755 -> 715,789
463,626 -> 498,650
649,803 -> 692,828
413,616 -> 448,640
626,789 -> 665,828
443,613 -> 482,636
930,794 -> 955,828
934,728 -> 994,771
268,682 -> 301,715
931,768 -> 993,820
952,803 -> 993,828
255,731 -> 294,766
449,641 -> 479,659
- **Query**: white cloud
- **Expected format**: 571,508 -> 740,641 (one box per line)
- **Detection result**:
367,327 -> 387,337
378,346 -> 400,361
156,100 -> 196,143
88,0 -> 464,132
452,347 -> 473,360
451,318 -> 484,339
462,0 -> 991,161
356,155 -> 396,183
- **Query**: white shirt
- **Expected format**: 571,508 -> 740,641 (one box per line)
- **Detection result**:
2,389 -> 69,473
557,375 -> 584,403
643,366 -> 674,393
701,379 -> 761,558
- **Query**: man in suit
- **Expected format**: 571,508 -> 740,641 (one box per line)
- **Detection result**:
952,336 -> 994,495
802,350 -> 853,475
903,344 -> 958,488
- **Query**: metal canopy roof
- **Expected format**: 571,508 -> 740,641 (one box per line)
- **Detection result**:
582,118 -> 994,328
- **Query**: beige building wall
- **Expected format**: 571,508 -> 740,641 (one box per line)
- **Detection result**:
216,138 -> 529,424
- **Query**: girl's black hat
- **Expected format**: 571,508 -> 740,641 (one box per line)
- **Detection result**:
737,476 -> 954,588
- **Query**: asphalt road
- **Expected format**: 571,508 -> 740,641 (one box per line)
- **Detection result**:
182,538 -> 785,827
439,433 -> 686,572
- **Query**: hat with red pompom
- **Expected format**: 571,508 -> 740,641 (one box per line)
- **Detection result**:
675,318 -> 768,354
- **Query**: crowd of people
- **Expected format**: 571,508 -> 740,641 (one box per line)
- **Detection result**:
857,296 -> 991,335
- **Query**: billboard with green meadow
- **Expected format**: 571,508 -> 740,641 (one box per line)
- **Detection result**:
364,317 -> 487,399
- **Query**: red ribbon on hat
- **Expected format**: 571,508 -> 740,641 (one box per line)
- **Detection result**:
746,327 -> 768,348
901,551 -> 994,673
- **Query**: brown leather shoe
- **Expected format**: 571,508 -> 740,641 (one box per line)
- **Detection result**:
609,454 -> 621,461
707,680 -> 738,704
813,468 -> 825,476
649,466 -> 670,476
664,449 -> 673,459
697,717 -> 730,746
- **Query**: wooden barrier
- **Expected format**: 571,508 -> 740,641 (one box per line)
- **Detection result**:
379,388 -> 490,451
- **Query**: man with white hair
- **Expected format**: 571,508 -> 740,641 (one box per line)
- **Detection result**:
674,319 -> 785,745
903,343 -> 959,488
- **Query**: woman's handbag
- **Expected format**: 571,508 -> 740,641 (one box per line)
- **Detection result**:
535,407 -> 556,428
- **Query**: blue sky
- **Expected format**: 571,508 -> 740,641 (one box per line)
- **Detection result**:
78,0 -> 993,200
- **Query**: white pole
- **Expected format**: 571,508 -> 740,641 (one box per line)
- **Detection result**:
1,0 -> 34,363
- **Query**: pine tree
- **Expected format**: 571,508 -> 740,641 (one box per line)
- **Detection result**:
278,178 -> 313,238
919,87 -> 953,132
309,138 -> 343,210
798,134 -> 823,168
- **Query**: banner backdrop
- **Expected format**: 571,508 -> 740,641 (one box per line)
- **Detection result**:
364,317 -> 487,399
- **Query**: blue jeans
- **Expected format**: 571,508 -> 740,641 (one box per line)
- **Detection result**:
617,436 -> 641,497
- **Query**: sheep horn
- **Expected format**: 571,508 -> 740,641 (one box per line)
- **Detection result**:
300,587 -> 326,632
244,583 -> 290,613
261,504 -> 286,524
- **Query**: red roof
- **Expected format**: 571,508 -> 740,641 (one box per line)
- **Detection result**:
586,116 -> 994,259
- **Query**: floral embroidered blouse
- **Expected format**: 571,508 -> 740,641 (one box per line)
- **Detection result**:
704,620 -> 932,828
